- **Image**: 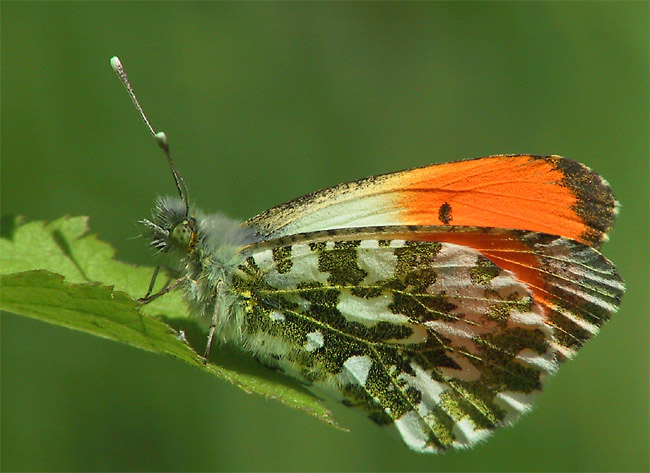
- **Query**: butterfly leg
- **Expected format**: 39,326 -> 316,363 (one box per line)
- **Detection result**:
142,264 -> 183,300
203,279 -> 224,362
138,276 -> 188,304
142,265 -> 161,299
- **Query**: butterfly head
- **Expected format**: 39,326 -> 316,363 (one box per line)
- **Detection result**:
142,195 -> 197,256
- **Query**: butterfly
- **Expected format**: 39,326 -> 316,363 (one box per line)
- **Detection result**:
112,57 -> 624,453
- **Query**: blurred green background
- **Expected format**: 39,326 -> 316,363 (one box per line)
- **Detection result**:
2,2 -> 648,471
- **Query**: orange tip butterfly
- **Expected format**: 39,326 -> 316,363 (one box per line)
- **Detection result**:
111,56 -> 624,453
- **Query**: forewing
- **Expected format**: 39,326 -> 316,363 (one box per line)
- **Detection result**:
232,228 -> 623,452
245,155 -> 618,248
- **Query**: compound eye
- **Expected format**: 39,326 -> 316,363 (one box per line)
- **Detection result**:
171,220 -> 195,249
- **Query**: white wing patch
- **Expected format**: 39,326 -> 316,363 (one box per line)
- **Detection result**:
340,355 -> 373,386
337,291 -> 408,327
305,331 -> 324,352
255,243 -> 330,288
356,239 -> 400,283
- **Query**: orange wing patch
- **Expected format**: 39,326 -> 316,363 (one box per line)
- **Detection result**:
395,155 -> 617,247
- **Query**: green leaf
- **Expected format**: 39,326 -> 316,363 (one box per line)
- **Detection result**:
0,215 -> 339,429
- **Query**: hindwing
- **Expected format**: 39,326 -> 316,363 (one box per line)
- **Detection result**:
231,226 -> 623,452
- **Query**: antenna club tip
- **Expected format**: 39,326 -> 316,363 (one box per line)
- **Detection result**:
155,131 -> 169,148
110,56 -> 123,72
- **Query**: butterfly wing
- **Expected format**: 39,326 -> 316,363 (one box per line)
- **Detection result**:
232,227 -> 624,452
245,155 -> 618,248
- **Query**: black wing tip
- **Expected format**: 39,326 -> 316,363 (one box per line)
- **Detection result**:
520,155 -> 618,248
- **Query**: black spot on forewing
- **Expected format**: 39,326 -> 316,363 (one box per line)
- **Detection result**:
438,202 -> 453,225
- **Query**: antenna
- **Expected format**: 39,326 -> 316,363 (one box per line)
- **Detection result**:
110,56 -> 190,216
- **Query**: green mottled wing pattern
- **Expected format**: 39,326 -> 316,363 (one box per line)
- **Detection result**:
230,230 -> 623,453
